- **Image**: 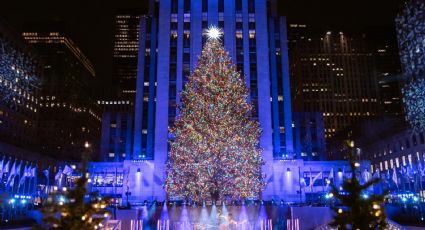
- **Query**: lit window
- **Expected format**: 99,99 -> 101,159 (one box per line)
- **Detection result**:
384,161 -> 388,170
109,153 -> 115,158
402,156 -> 406,166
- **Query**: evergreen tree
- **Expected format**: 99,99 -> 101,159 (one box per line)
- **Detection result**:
36,146 -> 110,230
330,140 -> 388,230
164,28 -> 264,202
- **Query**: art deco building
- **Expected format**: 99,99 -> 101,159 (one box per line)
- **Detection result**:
22,23 -> 101,160
96,0 -> 298,201
289,25 -> 382,138
112,11 -> 143,101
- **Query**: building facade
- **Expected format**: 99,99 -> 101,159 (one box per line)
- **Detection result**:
113,12 -> 143,101
293,112 -> 326,161
289,26 -> 381,138
98,0 -> 299,201
88,159 -> 360,204
22,26 -> 101,161
98,100 -> 133,162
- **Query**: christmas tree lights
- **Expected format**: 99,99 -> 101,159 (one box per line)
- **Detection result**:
164,36 -> 264,202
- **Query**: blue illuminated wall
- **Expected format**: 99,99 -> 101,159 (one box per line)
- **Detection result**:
132,0 -> 294,160
123,0 -> 296,200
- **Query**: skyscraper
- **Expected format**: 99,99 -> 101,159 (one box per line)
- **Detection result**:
98,0 -> 296,200
112,11 -> 143,101
128,0 -> 294,165
289,26 -> 381,138
22,23 -> 101,160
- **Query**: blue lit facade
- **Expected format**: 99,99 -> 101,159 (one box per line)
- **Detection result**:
98,0 -> 311,201
132,0 -> 293,160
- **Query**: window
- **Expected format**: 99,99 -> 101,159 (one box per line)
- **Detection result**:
236,0 -> 242,12
218,0 -> 224,12
109,152 -> 115,158
384,161 -> 388,170
202,0 -> 208,12
402,156 -> 406,166
390,159 -> 394,169
184,0 -> 191,13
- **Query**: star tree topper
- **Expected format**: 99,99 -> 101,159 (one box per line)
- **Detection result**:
206,26 -> 222,40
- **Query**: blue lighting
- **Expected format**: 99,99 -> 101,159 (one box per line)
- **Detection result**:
413,196 -> 419,202
402,197 -> 407,203
362,194 -> 369,199
21,199 -> 26,204
9,199 -> 15,204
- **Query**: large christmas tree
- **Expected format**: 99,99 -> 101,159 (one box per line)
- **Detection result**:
165,27 -> 264,202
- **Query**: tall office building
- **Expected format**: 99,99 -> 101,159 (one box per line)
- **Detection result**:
112,12 -> 143,101
97,0 -> 297,200
369,28 -> 403,117
22,24 -> 101,160
289,25 -> 381,138
129,0 -> 294,163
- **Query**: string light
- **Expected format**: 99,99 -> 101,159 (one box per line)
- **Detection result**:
206,26 -> 222,40
165,35 -> 264,201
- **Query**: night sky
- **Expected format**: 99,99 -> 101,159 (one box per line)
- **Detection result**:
0,0 -> 402,97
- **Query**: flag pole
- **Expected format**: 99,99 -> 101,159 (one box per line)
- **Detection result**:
298,166 -> 302,203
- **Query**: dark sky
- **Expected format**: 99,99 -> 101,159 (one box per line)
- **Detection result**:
0,0 -> 401,97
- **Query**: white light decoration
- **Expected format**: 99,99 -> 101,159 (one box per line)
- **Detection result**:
402,78 -> 425,132
206,26 -> 222,40
0,38 -> 39,111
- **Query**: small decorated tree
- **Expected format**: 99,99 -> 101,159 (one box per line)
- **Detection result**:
329,140 -> 388,230
36,145 -> 110,230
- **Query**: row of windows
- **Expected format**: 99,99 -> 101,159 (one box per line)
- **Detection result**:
375,152 -> 425,172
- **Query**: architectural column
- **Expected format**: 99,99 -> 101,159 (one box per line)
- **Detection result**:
255,0 -> 274,199
242,0 -> 250,90
208,0 -> 218,27
153,0 -> 171,201
176,0 -> 184,115
279,17 -> 294,156
224,0 -> 236,61
133,17 -> 147,159
190,0 -> 202,70
268,17 -> 282,156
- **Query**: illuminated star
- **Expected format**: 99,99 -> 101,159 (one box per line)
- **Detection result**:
206,26 -> 222,40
